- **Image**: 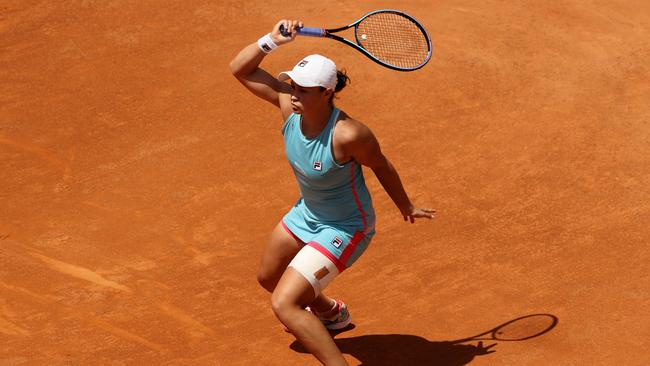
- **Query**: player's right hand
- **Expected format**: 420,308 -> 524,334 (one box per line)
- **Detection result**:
401,206 -> 435,224
271,20 -> 303,45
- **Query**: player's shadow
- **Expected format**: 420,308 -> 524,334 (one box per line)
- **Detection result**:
291,334 -> 494,366
290,314 -> 559,366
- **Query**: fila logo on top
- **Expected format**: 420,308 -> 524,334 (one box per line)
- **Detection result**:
313,161 -> 322,171
332,237 -> 343,248
298,60 -> 309,67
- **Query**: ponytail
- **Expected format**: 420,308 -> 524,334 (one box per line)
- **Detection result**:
323,69 -> 350,104
334,69 -> 349,93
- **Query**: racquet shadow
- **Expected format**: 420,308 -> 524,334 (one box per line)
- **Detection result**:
289,313 -> 559,366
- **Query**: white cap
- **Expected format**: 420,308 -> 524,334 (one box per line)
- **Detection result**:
278,54 -> 337,90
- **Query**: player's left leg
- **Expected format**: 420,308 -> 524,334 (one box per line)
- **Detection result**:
299,229 -> 372,329
287,244 -> 351,330
258,221 -> 343,320
271,267 -> 348,366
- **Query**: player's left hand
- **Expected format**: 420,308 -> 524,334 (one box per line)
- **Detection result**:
402,206 -> 435,223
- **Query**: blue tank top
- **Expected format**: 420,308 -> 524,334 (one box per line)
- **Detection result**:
281,108 -> 375,234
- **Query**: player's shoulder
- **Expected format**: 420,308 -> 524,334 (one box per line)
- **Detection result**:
334,110 -> 374,145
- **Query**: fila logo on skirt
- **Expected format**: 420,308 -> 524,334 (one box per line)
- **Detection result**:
332,237 -> 343,248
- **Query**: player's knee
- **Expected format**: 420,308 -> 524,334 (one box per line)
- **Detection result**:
270,292 -> 295,320
270,292 -> 286,318
257,270 -> 276,292
256,271 -> 268,288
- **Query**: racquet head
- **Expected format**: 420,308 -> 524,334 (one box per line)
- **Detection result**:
354,10 -> 432,70
491,314 -> 558,341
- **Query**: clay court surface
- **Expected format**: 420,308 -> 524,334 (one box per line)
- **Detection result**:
1,0 -> 649,365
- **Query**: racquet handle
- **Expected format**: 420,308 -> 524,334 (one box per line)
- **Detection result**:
279,25 -> 326,37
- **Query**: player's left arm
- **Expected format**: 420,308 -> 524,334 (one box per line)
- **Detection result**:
343,121 -> 435,223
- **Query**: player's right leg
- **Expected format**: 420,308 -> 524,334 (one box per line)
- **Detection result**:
257,221 -> 303,292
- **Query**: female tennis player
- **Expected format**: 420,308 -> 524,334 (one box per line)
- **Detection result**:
229,20 -> 434,366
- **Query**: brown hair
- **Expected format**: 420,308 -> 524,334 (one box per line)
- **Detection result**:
321,69 -> 350,103
334,69 -> 349,93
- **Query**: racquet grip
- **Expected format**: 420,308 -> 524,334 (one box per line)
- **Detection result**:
296,27 -> 326,37
279,25 -> 326,37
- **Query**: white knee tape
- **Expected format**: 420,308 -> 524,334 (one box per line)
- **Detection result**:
288,245 -> 339,295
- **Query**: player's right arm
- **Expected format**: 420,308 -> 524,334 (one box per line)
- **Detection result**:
229,20 -> 302,120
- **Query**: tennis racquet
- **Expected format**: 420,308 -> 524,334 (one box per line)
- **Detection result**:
453,314 -> 559,343
279,10 -> 432,71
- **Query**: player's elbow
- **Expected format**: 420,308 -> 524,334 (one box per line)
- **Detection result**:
229,59 -> 243,78
229,57 -> 253,79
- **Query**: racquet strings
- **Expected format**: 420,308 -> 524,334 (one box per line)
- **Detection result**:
356,12 -> 430,69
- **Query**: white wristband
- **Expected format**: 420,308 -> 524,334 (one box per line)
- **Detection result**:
257,33 -> 278,54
